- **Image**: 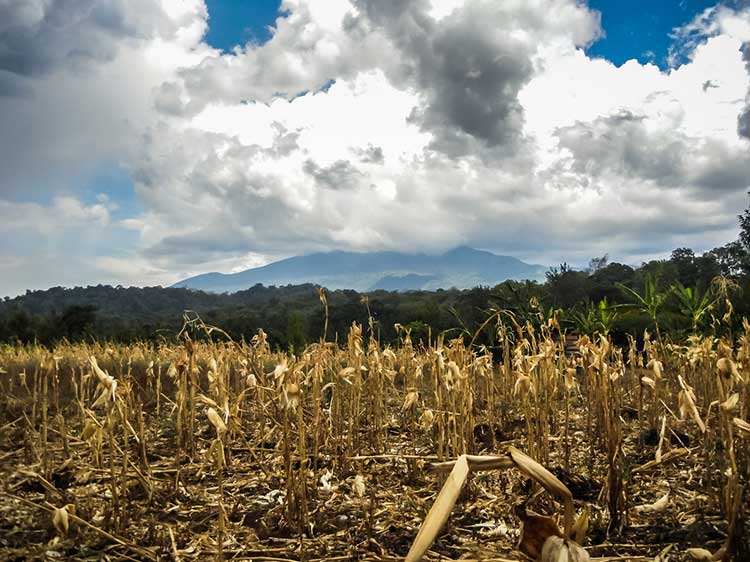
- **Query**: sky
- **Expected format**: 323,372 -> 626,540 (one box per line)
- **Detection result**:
0,0 -> 749,297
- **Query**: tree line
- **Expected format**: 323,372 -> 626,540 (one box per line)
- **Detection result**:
3,201 -> 750,350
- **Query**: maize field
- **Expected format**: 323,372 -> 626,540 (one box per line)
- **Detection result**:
0,312 -> 748,561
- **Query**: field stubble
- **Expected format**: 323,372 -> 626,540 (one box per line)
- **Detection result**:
0,317 -> 748,561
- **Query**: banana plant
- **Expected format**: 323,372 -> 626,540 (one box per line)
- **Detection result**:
567,298 -> 618,336
596,298 -> 618,335
671,282 -> 718,332
567,303 -> 599,336
616,273 -> 668,342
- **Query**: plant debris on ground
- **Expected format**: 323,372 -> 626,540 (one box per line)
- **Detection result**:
0,313 -> 747,561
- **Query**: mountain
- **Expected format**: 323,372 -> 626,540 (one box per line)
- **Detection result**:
172,247 -> 548,293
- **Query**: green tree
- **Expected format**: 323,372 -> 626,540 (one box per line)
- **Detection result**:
6,308 -> 35,343
707,241 -> 750,278
671,248 -> 699,287
589,262 -> 635,304
58,304 -> 97,340
546,263 -> 589,309
588,254 -> 609,273
285,310 -> 308,353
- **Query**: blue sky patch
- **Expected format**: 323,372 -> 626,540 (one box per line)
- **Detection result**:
83,165 -> 142,222
204,0 -> 282,52
586,0 -> 720,68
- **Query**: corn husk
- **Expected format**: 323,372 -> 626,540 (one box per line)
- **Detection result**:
641,376 -> 655,389
514,374 -> 534,397
677,375 -> 705,433
283,382 -> 301,412
720,393 -> 739,412
353,474 -> 366,498
634,491 -> 669,513
207,407 -> 226,435
402,390 -> 419,412
419,409 -> 434,430
540,536 -> 590,562
717,357 -> 739,381
52,505 -> 70,536
646,359 -> 663,380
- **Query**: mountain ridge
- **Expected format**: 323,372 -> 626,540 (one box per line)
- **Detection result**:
173,247 -> 548,293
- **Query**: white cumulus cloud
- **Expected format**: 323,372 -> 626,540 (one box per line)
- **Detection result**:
0,0 -> 749,296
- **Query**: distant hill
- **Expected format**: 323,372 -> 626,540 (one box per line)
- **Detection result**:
173,246 -> 548,293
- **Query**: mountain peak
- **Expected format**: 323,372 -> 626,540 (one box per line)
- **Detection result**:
173,248 -> 548,293
444,245 -> 487,256
444,245 -> 480,255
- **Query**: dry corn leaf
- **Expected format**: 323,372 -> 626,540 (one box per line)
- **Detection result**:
514,374 -> 534,398
678,390 -> 690,420
509,447 -> 572,502
405,455 -> 470,562
208,438 -> 225,470
733,417 -> 750,435
508,447 -> 574,536
655,416 -> 666,463
564,368 -> 577,391
571,507 -> 590,545
81,420 -> 98,441
685,547 -> 714,561
272,361 -> 289,381
197,394 -> 220,409
632,448 -> 690,473
430,454 -> 514,473
89,356 -> 111,387
91,387 -> 112,409
516,506 -> 562,560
